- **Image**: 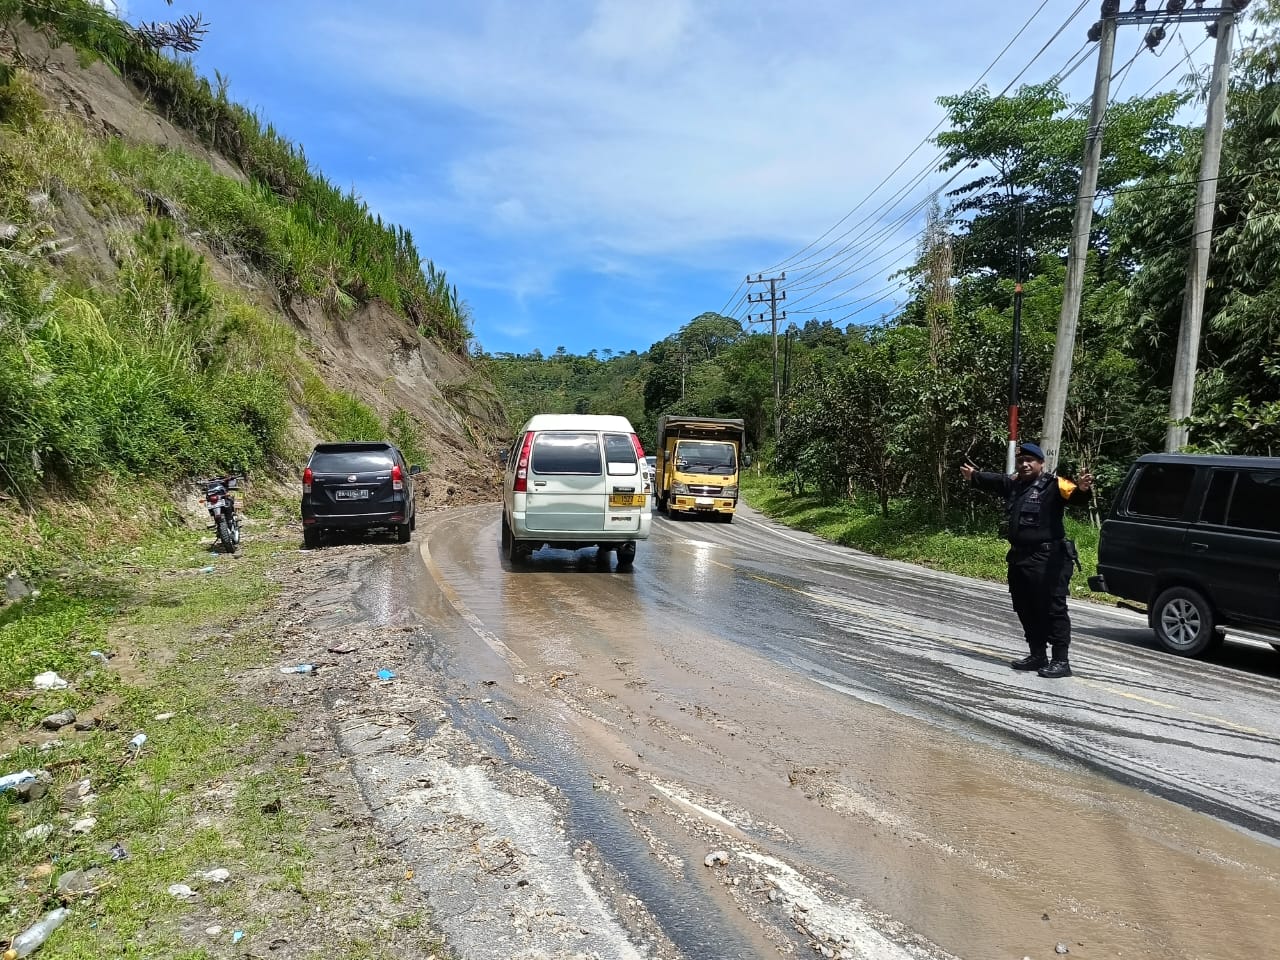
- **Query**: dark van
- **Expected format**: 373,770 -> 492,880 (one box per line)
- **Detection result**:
1089,453 -> 1280,657
300,441 -> 421,548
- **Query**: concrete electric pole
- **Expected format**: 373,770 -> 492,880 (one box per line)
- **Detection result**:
1041,7 -> 1117,473
1040,0 -> 1248,471
747,273 -> 787,441
1166,5 -> 1243,451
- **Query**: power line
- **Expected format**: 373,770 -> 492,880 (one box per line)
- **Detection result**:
757,0 -> 1092,279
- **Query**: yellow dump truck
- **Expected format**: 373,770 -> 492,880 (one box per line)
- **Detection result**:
655,416 -> 749,522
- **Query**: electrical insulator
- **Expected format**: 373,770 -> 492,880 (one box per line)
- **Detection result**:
1088,20 -> 1103,41
1101,0 -> 1121,15
1134,0 -> 1147,11
1165,0 -> 1186,13
1145,25 -> 1167,49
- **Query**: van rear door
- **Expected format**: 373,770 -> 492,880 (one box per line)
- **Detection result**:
602,432 -> 643,533
525,431 -> 607,533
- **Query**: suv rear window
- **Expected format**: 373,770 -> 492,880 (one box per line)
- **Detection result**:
603,433 -> 638,465
531,432 -> 602,475
1126,463 -> 1195,520
310,450 -> 395,473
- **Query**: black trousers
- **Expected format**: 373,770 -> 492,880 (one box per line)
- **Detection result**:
1006,541 -> 1075,661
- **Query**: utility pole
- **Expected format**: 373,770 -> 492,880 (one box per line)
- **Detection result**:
1040,1 -> 1244,471
1041,5 -> 1117,473
1006,203 -> 1026,476
1166,4 -> 1243,451
747,273 -> 786,441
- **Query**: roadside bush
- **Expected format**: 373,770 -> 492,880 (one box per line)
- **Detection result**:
301,372 -> 384,442
387,408 -> 428,467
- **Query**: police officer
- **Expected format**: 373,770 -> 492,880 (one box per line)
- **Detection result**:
960,442 -> 1094,679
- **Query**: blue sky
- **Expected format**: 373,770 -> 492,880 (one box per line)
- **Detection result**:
109,1 -> 1220,357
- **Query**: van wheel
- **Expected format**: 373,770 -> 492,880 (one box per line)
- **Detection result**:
617,543 -> 636,568
1152,586 -> 1219,657
397,523 -> 411,544
500,513 -> 512,553
303,527 -> 321,550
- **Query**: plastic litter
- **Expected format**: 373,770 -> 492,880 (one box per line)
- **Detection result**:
377,669 -> 396,681
56,867 -> 102,898
167,883 -> 195,899
128,733 -> 147,751
232,931 -> 244,944
0,770 -> 37,792
7,907 -> 69,957
278,664 -> 314,675
88,651 -> 109,663
203,868 -> 230,883
109,842 -> 129,862
199,566 -> 215,573
153,712 -> 175,721
32,671 -> 68,691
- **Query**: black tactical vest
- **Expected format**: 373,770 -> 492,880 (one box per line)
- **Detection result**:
1003,473 -> 1063,546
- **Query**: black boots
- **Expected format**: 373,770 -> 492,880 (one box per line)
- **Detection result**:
1037,660 -> 1073,679
1010,654 -> 1048,671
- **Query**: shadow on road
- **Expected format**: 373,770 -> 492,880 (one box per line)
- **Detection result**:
1079,625 -> 1280,679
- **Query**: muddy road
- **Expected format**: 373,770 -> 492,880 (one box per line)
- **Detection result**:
301,503 -> 1280,960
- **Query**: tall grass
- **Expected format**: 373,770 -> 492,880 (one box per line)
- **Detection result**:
2,0 -> 471,350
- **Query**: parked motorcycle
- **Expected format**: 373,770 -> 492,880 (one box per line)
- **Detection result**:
202,474 -> 242,553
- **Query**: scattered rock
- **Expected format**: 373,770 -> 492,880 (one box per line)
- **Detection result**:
16,780 -> 49,802
29,863 -> 55,880
153,712 -> 176,722
205,925 -> 223,937
22,823 -> 54,842
327,643 -> 357,654
5,571 -> 32,601
1056,944 -> 1070,955
703,850 -> 730,868
203,868 -> 230,883
42,709 -> 77,730
73,715 -> 99,731
32,671 -> 69,691
70,817 -> 97,834
168,883 -> 196,899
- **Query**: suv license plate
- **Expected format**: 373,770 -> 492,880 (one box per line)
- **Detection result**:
335,489 -> 369,500
609,494 -> 644,507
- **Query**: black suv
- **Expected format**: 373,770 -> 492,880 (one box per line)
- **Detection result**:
301,442 -> 421,548
1089,453 -> 1280,657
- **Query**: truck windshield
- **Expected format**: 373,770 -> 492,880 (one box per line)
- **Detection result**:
675,440 -> 736,474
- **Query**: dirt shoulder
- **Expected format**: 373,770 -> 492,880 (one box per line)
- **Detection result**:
1,503 -> 452,960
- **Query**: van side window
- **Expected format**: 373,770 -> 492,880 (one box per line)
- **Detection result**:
531,432 -> 602,475
1199,471 -> 1236,525
1226,471 -> 1280,533
1126,463 -> 1195,520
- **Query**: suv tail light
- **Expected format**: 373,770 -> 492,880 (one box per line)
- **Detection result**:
512,432 -> 535,493
392,464 -> 404,491
302,467 -> 313,494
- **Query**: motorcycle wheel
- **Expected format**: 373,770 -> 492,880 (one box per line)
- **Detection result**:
216,518 -> 236,553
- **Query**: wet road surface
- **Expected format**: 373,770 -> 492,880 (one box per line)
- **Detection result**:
334,503 -> 1280,959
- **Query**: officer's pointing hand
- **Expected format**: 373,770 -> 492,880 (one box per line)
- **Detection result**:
959,462 -> 975,482
1078,471 -> 1094,493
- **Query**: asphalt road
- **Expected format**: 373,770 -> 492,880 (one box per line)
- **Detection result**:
343,501 -> 1280,960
